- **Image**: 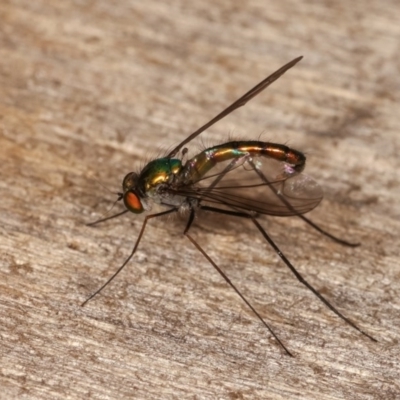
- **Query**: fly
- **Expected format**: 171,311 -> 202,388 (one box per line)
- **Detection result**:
83,56 -> 376,356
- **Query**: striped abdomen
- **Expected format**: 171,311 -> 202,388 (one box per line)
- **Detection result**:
182,140 -> 306,183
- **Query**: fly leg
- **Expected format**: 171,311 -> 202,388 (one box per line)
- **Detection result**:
87,209 -> 129,227
184,208 -> 294,356
199,205 -> 377,342
247,159 -> 359,247
82,208 -> 178,306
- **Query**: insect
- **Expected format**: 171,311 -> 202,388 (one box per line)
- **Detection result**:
83,56 -> 376,356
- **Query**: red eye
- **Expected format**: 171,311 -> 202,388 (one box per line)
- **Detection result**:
123,191 -> 144,214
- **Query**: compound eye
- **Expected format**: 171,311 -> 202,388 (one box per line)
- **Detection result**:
123,191 -> 144,214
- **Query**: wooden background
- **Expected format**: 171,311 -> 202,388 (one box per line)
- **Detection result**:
1,1 -> 399,399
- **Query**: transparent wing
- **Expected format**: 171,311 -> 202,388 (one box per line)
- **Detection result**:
167,57 -> 303,158
170,156 -> 323,216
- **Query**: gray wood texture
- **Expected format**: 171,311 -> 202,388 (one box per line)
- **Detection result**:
1,1 -> 399,399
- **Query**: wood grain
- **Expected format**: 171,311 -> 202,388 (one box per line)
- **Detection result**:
1,1 -> 399,399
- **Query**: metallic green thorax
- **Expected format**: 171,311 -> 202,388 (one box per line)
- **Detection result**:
139,158 -> 182,194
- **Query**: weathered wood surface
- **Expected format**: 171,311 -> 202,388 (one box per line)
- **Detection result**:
1,1 -> 399,399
